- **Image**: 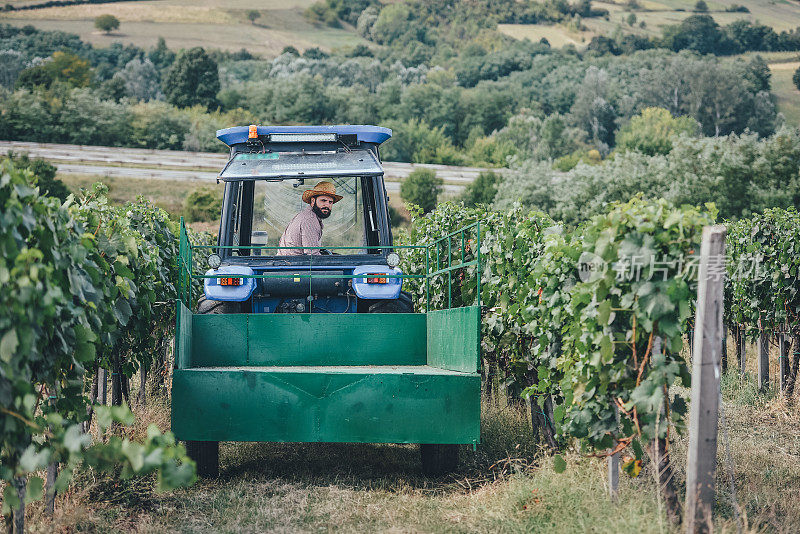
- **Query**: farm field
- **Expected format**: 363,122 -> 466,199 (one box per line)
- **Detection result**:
497,23 -> 590,48
0,0 -> 369,54
770,61 -> 800,126
598,0 -> 800,32
20,365 -> 800,533
499,0 -> 800,51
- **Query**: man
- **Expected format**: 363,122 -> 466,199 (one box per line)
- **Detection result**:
277,181 -> 342,255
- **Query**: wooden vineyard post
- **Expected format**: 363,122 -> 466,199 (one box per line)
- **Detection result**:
721,324 -> 728,372
139,365 -> 147,406
99,367 -> 107,405
608,406 -> 620,500
12,476 -> 25,534
608,451 -> 619,500
738,324 -> 746,376
788,334 -> 800,398
758,327 -> 769,392
45,461 -> 58,516
779,332 -> 790,393
111,357 -> 122,407
685,225 -> 726,534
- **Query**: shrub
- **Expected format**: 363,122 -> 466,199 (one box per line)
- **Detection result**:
381,119 -> 462,164
5,151 -> 69,200
15,51 -> 92,90
459,170 -> 502,207
615,107 -> 700,156
184,186 -> 221,222
725,4 -> 749,13
467,137 -> 517,166
94,14 -> 120,34
794,65 -> 800,91
386,204 -> 406,227
400,168 -> 442,214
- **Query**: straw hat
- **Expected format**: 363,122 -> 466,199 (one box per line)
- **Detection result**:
301,181 -> 343,204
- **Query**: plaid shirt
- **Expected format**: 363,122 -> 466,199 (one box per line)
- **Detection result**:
277,205 -> 323,255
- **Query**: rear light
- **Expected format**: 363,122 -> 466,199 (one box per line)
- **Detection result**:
366,274 -> 387,284
219,277 -> 242,286
248,124 -> 258,139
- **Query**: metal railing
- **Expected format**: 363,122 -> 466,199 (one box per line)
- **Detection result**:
178,218 -> 481,312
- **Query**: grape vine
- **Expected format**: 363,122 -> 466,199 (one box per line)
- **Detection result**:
0,159 -> 196,529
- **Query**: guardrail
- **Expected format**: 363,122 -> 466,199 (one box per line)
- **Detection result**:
178,218 -> 481,312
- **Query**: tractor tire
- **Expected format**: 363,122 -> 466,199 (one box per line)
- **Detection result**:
367,291 -> 414,313
184,296 -> 236,478
185,440 -> 219,478
196,296 -> 240,315
420,444 -> 459,477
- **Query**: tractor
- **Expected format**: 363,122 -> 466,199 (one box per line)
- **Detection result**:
172,125 -> 481,477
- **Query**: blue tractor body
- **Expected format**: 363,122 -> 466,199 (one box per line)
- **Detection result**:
202,124 -> 407,314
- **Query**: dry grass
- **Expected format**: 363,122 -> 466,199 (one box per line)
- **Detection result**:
1,3 -> 237,24
496,23 -> 591,48
59,172 -> 222,221
24,392 -> 675,533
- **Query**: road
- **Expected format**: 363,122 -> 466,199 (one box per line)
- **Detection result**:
0,140 -> 496,193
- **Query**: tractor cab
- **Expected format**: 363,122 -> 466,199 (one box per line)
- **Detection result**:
205,125 -> 406,313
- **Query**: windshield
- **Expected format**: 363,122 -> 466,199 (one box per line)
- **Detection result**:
231,177 -> 367,256
220,149 -> 383,180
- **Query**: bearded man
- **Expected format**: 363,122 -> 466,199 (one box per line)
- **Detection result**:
277,181 -> 342,256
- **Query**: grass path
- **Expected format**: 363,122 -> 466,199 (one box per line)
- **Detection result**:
20,351 -> 800,533
31,400 -> 677,533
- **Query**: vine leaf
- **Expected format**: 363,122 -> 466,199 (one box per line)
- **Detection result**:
598,300 -> 612,325
622,457 -> 642,478
24,476 -> 43,504
0,328 -> 18,362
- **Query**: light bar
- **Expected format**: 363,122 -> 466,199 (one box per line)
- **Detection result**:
268,133 -> 337,143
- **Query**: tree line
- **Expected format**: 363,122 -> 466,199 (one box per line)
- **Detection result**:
0,23 -> 784,166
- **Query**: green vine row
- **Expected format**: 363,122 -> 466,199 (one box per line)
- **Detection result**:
401,197 -> 715,459
0,159 -> 197,523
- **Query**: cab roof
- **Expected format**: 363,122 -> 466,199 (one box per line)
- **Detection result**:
216,125 -> 392,147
